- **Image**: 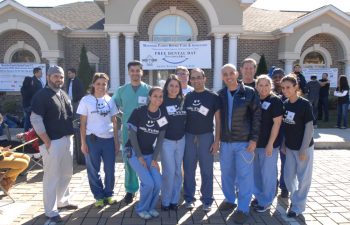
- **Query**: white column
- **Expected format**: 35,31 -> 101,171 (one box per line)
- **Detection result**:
47,58 -> 58,66
124,32 -> 135,84
345,60 -> 350,85
284,59 -> 295,74
109,32 -> 120,92
213,33 -> 225,91
228,33 -> 238,67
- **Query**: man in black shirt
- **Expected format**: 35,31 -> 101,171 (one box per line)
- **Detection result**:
183,68 -> 221,212
292,64 -> 307,94
318,73 -> 330,121
30,66 -> 77,223
65,68 -> 85,116
21,67 -> 44,131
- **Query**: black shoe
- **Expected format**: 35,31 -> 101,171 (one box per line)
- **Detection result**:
124,192 -> 134,204
169,203 -> 178,210
287,210 -> 299,218
250,198 -> 259,208
58,204 -> 78,210
49,215 -> 63,223
161,205 -> 170,211
280,189 -> 289,198
218,201 -> 237,211
233,210 -> 249,224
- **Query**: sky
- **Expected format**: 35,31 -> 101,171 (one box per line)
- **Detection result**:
8,0 -> 350,12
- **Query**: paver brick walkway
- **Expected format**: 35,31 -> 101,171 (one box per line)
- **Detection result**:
1,150 -> 350,225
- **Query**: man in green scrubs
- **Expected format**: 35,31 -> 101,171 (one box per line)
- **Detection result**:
112,60 -> 151,204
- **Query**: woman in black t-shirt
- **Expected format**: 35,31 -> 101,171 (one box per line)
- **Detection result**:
125,87 -> 167,220
253,75 -> 283,213
334,75 -> 349,129
281,75 -> 314,218
160,75 -> 186,211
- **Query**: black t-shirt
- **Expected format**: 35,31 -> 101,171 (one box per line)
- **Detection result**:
319,79 -> 330,97
161,97 -> 186,140
244,80 -> 256,89
31,87 -> 74,140
283,97 -> 314,150
185,89 -> 221,134
126,105 -> 167,155
257,94 -> 284,148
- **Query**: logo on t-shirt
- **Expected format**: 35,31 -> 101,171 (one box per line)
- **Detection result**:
193,100 -> 201,106
93,98 -> 111,117
146,120 -> 155,128
283,110 -> 296,125
186,99 -> 202,112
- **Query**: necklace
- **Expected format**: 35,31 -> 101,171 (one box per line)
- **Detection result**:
147,108 -> 161,120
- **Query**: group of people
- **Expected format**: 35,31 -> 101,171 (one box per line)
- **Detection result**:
4,58 -> 338,224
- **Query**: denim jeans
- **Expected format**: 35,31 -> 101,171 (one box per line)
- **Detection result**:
23,108 -> 32,132
337,103 -> 349,127
318,96 -> 329,121
161,136 -> 185,206
127,148 -> 161,212
253,147 -> 279,207
183,132 -> 214,205
85,135 -> 116,200
279,149 -> 287,191
284,146 -> 314,214
220,142 -> 254,213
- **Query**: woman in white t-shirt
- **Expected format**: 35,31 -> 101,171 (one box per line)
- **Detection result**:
77,73 -> 119,208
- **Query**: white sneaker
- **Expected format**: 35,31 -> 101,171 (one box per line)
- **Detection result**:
137,211 -> 152,220
202,204 -> 212,212
185,201 -> 195,209
148,209 -> 159,217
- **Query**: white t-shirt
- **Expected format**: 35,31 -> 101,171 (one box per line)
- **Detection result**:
182,85 -> 194,95
77,94 -> 118,138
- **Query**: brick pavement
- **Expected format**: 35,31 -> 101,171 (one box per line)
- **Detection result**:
1,150 -> 350,225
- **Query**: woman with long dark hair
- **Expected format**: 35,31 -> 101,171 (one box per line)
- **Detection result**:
281,75 -> 314,218
77,73 -> 119,208
160,74 -> 186,211
125,87 -> 167,220
334,75 -> 349,129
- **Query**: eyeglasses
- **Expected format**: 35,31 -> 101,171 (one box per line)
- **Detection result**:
176,72 -> 188,76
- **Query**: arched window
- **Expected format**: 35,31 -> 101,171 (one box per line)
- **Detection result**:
11,50 -> 36,63
303,52 -> 325,65
153,15 -> 193,42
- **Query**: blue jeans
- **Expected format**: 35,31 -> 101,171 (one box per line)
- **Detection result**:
253,147 -> 278,207
23,107 -> 32,132
279,149 -> 287,191
318,96 -> 329,121
183,132 -> 214,205
85,135 -> 116,200
127,149 -> 161,212
220,142 -> 254,213
284,146 -> 314,214
337,103 -> 349,127
161,136 -> 185,206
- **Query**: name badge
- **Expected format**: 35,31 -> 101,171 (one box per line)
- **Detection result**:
286,111 -> 295,121
166,106 -> 177,114
157,116 -> 168,127
198,105 -> 209,116
138,96 -> 147,105
261,101 -> 271,110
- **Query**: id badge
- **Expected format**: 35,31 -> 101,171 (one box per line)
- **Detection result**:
198,105 -> 209,116
166,106 -> 177,114
157,116 -> 168,127
262,101 -> 271,110
286,111 -> 295,121
138,96 -> 147,105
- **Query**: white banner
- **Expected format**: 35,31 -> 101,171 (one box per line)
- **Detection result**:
303,68 -> 338,88
0,63 -> 46,92
140,41 -> 211,70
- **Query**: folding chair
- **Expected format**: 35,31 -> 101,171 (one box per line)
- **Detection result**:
0,168 -> 15,203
